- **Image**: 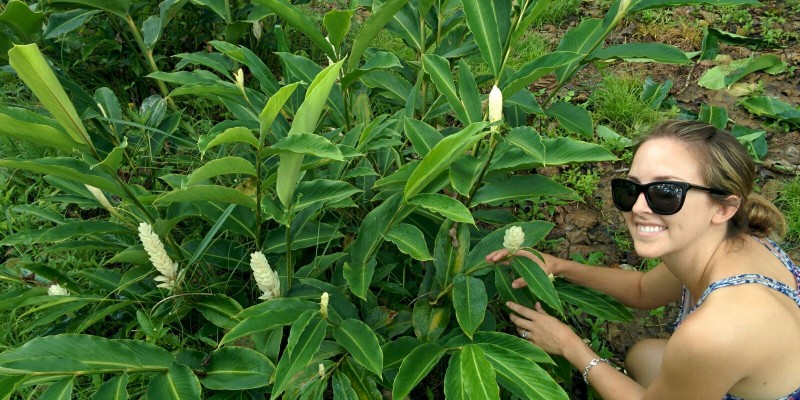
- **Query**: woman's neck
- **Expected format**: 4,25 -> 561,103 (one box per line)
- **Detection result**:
662,231 -> 732,300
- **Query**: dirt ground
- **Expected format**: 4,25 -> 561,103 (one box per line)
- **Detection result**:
533,0 -> 800,376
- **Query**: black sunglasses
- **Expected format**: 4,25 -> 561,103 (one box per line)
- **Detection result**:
611,179 -> 729,215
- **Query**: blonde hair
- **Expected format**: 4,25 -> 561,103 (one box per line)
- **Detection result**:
637,120 -> 786,239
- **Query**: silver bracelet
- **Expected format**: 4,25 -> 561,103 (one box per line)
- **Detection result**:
582,358 -> 610,385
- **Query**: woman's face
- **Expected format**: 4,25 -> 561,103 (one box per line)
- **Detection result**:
622,138 -> 718,259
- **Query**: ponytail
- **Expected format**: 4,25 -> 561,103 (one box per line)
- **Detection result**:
735,193 -> 787,239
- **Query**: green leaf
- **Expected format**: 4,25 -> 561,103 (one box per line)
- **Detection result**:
404,122 -> 488,200
422,54 -> 469,124
403,117 -> 443,158
554,18 -> 603,84
452,274 -> 487,339
502,51 -> 584,97
198,127 -> 259,156
630,0 -> 760,12
408,193 -> 474,224
271,311 -> 327,399
545,102 -> 593,139
0,111 -> 83,152
192,0 -> 230,22
444,352 -> 467,400
201,347 -> 274,390
460,345 -> 500,400
479,343 -> 567,400
640,77 -> 673,110
332,319 -> 383,377
589,43 -> 690,64
294,179 -> 361,212
332,369 -> 359,400
698,104 -> 728,129
252,0 -> 334,60
449,155 -> 483,196
0,221 -> 130,246
471,175 -> 577,206
142,15 -> 162,49
323,9 -> 353,51
412,301 -> 450,343
383,223 -> 433,261
540,137 -> 617,165
147,362 -> 202,400
277,59 -> 345,208
461,0 -> 510,78
221,307 -> 311,346
740,96 -> 800,127
458,59 -> 482,123
272,133 -> 345,161
155,185 -> 256,210
474,332 -> 553,364
92,373 -> 128,400
391,343 -> 445,400
699,27 -> 771,61
698,54 -> 786,90
48,0 -> 131,18
40,377 -> 74,400
43,9 -> 101,39
505,126 -> 545,163
186,156 -> 256,186
258,82 -> 300,143
0,0 -> 44,43
8,44 -> 91,148
511,257 -> 562,315
555,281 -> 633,322
195,294 -> 243,330
348,0 -> 409,72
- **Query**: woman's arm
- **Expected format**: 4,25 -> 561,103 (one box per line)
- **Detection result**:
488,249 -> 683,309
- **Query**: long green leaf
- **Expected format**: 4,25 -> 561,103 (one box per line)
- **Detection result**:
474,332 -> 553,364
0,158 -> 121,197
391,343 -> 445,400
480,343 -> 568,400
198,127 -> 259,156
545,102 -> 593,139
589,42 -> 690,64
0,221 -> 130,246
421,54 -> 469,124
511,257 -> 562,315
48,0 -> 131,18
460,345 -> 500,400
332,319 -> 383,377
348,0 -> 409,72
444,352 -> 467,400
186,156 -> 256,186
294,179 -> 361,212
147,362 -> 201,400
271,311 -> 326,400
201,347 -> 274,390
403,117 -> 443,158
555,281 -> 633,322
259,82 -> 300,143
271,133 -> 345,160
276,59 -> 345,208
452,274 -> 487,339
630,0 -> 760,12
461,0 -> 510,78
408,193 -> 474,224
221,307 -> 310,345
0,107 -> 82,152
155,185 -> 256,210
92,373 -> 128,400
471,175 -> 578,206
412,301 -> 450,343
404,122 -> 488,200
43,9 -> 101,39
252,0 -> 334,60
40,377 -> 74,400
8,44 -> 91,148
0,0 -> 44,43
502,51 -> 583,97
383,223 -> 433,261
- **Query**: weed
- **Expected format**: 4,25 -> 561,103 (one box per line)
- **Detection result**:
554,166 -> 601,199
776,176 -> 800,247
570,251 -> 606,266
588,72 -> 665,137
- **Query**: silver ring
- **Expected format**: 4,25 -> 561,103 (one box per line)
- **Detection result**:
521,330 -> 528,340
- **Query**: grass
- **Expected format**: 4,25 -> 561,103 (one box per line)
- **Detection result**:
776,176 -> 800,248
587,71 -> 667,138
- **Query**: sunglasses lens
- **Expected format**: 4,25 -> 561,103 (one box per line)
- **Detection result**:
611,180 -> 639,211
647,183 -> 684,214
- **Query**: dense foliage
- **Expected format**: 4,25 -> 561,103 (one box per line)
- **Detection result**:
0,0 -> 774,398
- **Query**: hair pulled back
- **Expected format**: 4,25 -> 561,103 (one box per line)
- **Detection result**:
637,120 -> 786,239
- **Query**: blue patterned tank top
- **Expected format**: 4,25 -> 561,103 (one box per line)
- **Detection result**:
675,237 -> 800,400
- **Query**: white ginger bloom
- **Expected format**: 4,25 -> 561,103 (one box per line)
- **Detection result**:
318,363 -> 325,379
138,222 -> 179,290
503,226 -> 525,254
548,273 -> 556,282
234,68 -> 249,101
250,251 -> 280,300
320,292 -> 329,319
48,283 -> 69,296
488,85 -> 503,129
252,20 -> 262,40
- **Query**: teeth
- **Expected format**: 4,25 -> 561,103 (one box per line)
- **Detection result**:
638,224 -> 666,233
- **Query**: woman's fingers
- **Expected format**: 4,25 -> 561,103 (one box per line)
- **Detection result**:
511,277 -> 528,288
485,249 -> 510,263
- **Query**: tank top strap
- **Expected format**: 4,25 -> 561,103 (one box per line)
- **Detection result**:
753,236 -> 800,280
694,274 -> 800,311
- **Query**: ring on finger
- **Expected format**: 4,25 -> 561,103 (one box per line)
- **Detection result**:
521,330 -> 529,340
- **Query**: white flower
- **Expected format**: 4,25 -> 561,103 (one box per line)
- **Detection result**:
503,226 -> 525,254
234,68 -> 249,101
548,273 -> 556,282
318,363 -> 325,379
488,85 -> 503,128
250,251 -> 280,300
138,222 -> 179,290
48,283 -> 69,296
252,21 -> 262,40
320,292 -> 329,319
85,185 -> 116,213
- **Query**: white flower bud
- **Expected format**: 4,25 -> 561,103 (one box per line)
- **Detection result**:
548,273 -> 556,282
503,226 -> 525,254
48,283 -> 69,296
85,185 -> 115,214
138,222 -> 179,290
318,363 -> 325,379
252,21 -> 262,40
250,251 -> 280,301
320,292 -> 329,319
234,68 -> 249,101
488,85 -> 503,128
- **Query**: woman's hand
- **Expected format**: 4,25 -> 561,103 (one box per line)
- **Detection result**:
485,249 -> 562,288
506,301 -> 582,357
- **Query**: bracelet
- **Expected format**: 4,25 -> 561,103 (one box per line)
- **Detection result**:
582,358 -> 610,385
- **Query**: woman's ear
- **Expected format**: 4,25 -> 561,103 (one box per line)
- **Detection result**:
712,195 -> 740,224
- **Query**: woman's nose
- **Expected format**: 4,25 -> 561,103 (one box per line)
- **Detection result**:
631,192 -> 651,214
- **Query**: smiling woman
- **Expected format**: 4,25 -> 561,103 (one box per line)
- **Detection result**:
487,120 -> 800,400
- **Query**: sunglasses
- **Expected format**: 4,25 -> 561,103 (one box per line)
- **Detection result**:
610,179 -> 729,215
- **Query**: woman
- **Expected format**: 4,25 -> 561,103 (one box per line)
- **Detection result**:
487,120 -> 800,399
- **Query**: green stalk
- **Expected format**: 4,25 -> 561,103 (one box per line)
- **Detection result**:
285,211 -> 294,290
124,16 -> 174,110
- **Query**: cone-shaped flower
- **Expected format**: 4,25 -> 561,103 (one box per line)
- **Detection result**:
234,68 -> 249,101
250,251 -> 280,300
503,226 -> 525,254
318,363 -> 325,379
488,85 -> 503,130
48,283 -> 69,296
138,222 -> 179,290
320,292 -> 329,319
